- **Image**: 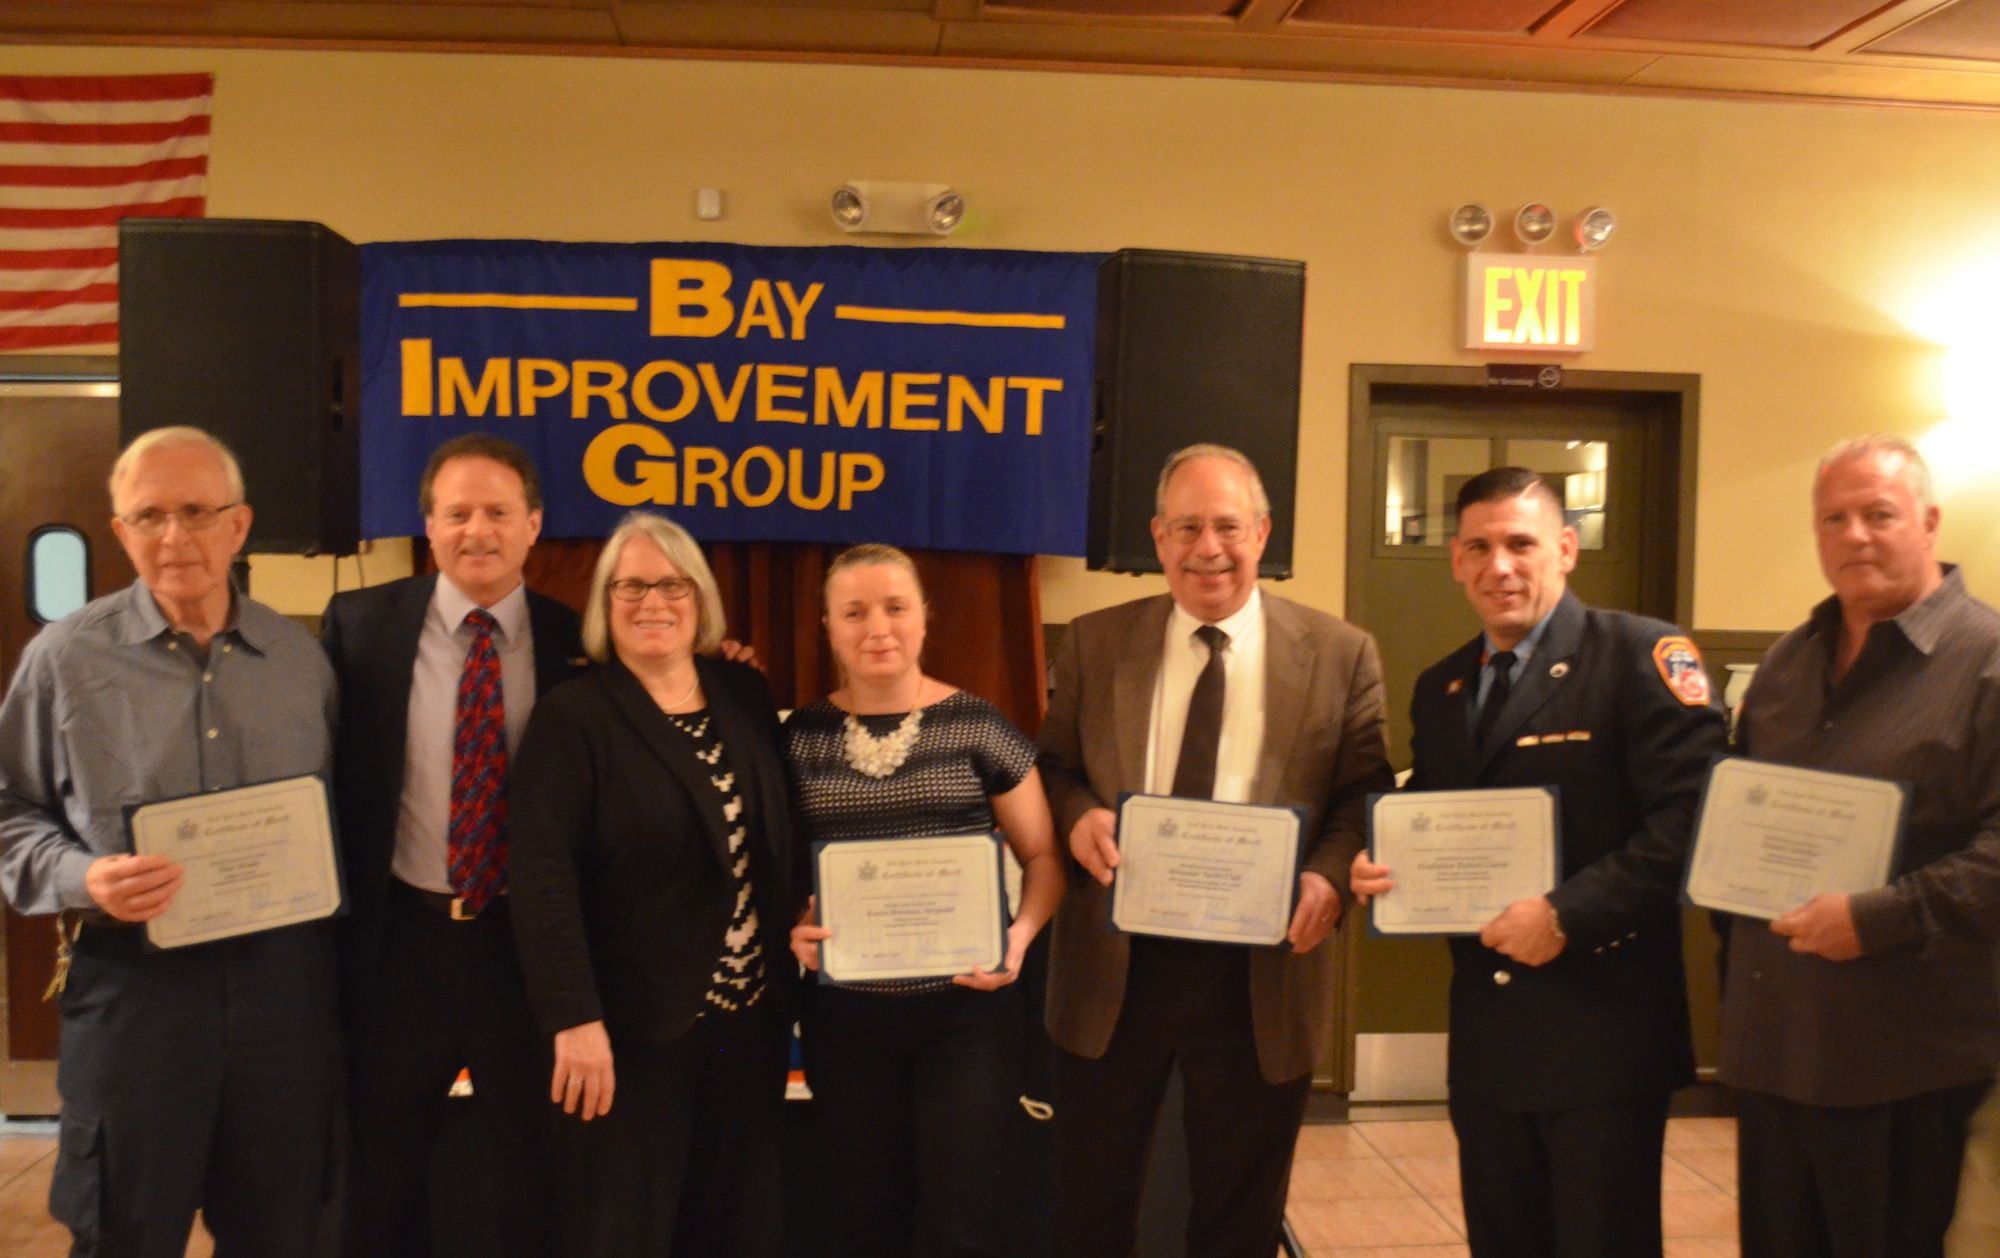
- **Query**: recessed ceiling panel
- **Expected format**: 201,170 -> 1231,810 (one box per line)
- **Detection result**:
985,0 -> 1240,17
1585,0 -> 1893,49
1867,0 -> 2000,61
1287,0 -> 1560,33
621,0 -> 934,9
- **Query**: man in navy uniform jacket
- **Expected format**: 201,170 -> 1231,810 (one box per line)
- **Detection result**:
1354,466 -> 1726,1258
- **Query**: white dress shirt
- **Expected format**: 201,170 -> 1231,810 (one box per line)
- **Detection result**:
1144,587 -> 1267,802
391,577 -> 536,893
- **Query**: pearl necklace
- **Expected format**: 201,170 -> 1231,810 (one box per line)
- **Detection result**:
842,679 -> 925,778
656,670 -> 700,712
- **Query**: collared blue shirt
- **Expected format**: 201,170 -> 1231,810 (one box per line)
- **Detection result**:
0,580 -> 337,914
1471,607 -> 1559,730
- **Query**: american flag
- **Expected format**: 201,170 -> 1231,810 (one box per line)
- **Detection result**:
0,73 -> 212,352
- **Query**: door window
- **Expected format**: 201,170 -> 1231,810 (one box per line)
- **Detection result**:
1382,435 -> 1488,547
1502,438 -> 1609,550
27,526 -> 89,624
1382,435 -> 1609,550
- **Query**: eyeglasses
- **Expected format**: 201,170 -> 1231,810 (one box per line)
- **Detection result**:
118,503 -> 241,536
1162,516 -> 1253,546
609,576 -> 696,603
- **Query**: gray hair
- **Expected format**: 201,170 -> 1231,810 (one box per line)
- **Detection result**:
1153,443 -> 1272,520
580,511 -> 727,663
108,426 -> 245,509
1817,435 -> 1935,512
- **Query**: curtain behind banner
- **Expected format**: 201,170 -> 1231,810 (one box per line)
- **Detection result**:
480,539 -> 1047,736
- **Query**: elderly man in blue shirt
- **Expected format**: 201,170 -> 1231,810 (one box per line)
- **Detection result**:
0,426 -> 340,1258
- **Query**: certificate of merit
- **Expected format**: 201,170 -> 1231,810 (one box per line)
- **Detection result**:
816,833 -> 1006,983
126,774 -> 343,950
1111,795 -> 1302,947
1684,759 -> 1905,920
1367,788 -> 1560,936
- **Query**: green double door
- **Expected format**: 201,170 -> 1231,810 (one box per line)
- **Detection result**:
1342,369 -> 1716,1096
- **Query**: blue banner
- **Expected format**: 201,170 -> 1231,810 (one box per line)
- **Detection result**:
359,240 -> 1105,554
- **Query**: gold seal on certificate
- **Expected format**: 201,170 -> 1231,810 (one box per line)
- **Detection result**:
1684,759 -> 1904,920
816,833 -> 1006,982
1367,788 -> 1559,936
1111,795 -> 1301,946
126,774 -> 343,950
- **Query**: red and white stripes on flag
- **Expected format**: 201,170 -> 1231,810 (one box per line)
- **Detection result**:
0,73 -> 212,352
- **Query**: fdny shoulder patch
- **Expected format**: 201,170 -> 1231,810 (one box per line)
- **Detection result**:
1652,635 -> 1712,707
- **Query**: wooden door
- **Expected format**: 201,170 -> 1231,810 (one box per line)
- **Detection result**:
0,360 -> 123,1117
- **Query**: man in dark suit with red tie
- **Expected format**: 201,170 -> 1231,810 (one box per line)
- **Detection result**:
1039,444 -> 1392,1257
1354,466 -> 1726,1258
322,433 -> 583,1258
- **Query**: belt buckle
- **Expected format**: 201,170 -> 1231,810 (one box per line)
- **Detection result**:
449,896 -> 475,922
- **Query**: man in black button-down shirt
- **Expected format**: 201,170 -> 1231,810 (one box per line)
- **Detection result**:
1723,436 -> 2000,1258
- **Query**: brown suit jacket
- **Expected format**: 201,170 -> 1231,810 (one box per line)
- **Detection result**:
1038,591 -> 1392,1083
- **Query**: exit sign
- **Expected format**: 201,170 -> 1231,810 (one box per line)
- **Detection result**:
1464,253 -> 1596,353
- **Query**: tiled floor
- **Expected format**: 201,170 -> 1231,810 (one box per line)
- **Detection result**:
0,1127 -> 212,1258
1286,1113 -> 1740,1257
0,1115 -> 1738,1256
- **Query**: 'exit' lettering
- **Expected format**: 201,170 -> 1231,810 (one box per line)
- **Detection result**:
1464,254 -> 1596,353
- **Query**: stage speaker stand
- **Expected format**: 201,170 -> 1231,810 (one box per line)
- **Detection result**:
1089,248 -> 1304,578
1085,249 -> 1308,1258
119,217 -> 360,556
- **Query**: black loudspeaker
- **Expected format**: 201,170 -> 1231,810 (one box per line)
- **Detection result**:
1089,249 -> 1303,578
119,217 -> 360,555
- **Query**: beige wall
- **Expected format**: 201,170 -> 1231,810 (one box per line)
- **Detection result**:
15,42 -> 2000,627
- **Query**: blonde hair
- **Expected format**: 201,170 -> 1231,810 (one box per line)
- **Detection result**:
108,426 -> 245,510
823,542 -> 925,610
580,511 -> 726,663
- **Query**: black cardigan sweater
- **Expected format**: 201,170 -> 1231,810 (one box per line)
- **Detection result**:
508,653 -> 799,1045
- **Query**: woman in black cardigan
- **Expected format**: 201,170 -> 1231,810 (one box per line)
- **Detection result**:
509,510 -> 797,1258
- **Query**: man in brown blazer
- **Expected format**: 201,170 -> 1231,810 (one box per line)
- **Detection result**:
1039,443 -> 1391,1258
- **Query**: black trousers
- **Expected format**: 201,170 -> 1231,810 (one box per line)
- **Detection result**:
343,885 -> 552,1258
1447,1091 -> 1670,1258
803,982 -> 1025,1258
550,999 -> 789,1258
51,920 -> 340,1258
1052,940 -> 1310,1258
1737,1079 -> 1990,1258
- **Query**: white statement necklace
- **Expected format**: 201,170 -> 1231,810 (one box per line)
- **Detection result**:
842,681 -> 925,778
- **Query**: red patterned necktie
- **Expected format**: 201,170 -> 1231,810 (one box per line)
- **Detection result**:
448,608 -> 507,913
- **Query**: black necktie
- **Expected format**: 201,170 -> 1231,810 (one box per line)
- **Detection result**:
1473,650 -> 1517,749
1173,625 -> 1230,799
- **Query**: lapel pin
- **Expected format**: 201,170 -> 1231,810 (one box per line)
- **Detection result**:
1446,678 -> 1465,695
1549,662 -> 1570,679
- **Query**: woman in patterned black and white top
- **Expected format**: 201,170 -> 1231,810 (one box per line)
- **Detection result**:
510,511 -> 798,1258
786,543 -> 1063,1258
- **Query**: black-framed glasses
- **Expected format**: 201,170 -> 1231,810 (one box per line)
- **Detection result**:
609,576 -> 695,603
1162,515 -> 1252,546
117,503 -> 241,536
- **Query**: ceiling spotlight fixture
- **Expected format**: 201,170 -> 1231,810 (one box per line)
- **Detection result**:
1572,206 -> 1617,252
1448,203 -> 1493,247
1513,202 -> 1557,246
830,180 -> 964,236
